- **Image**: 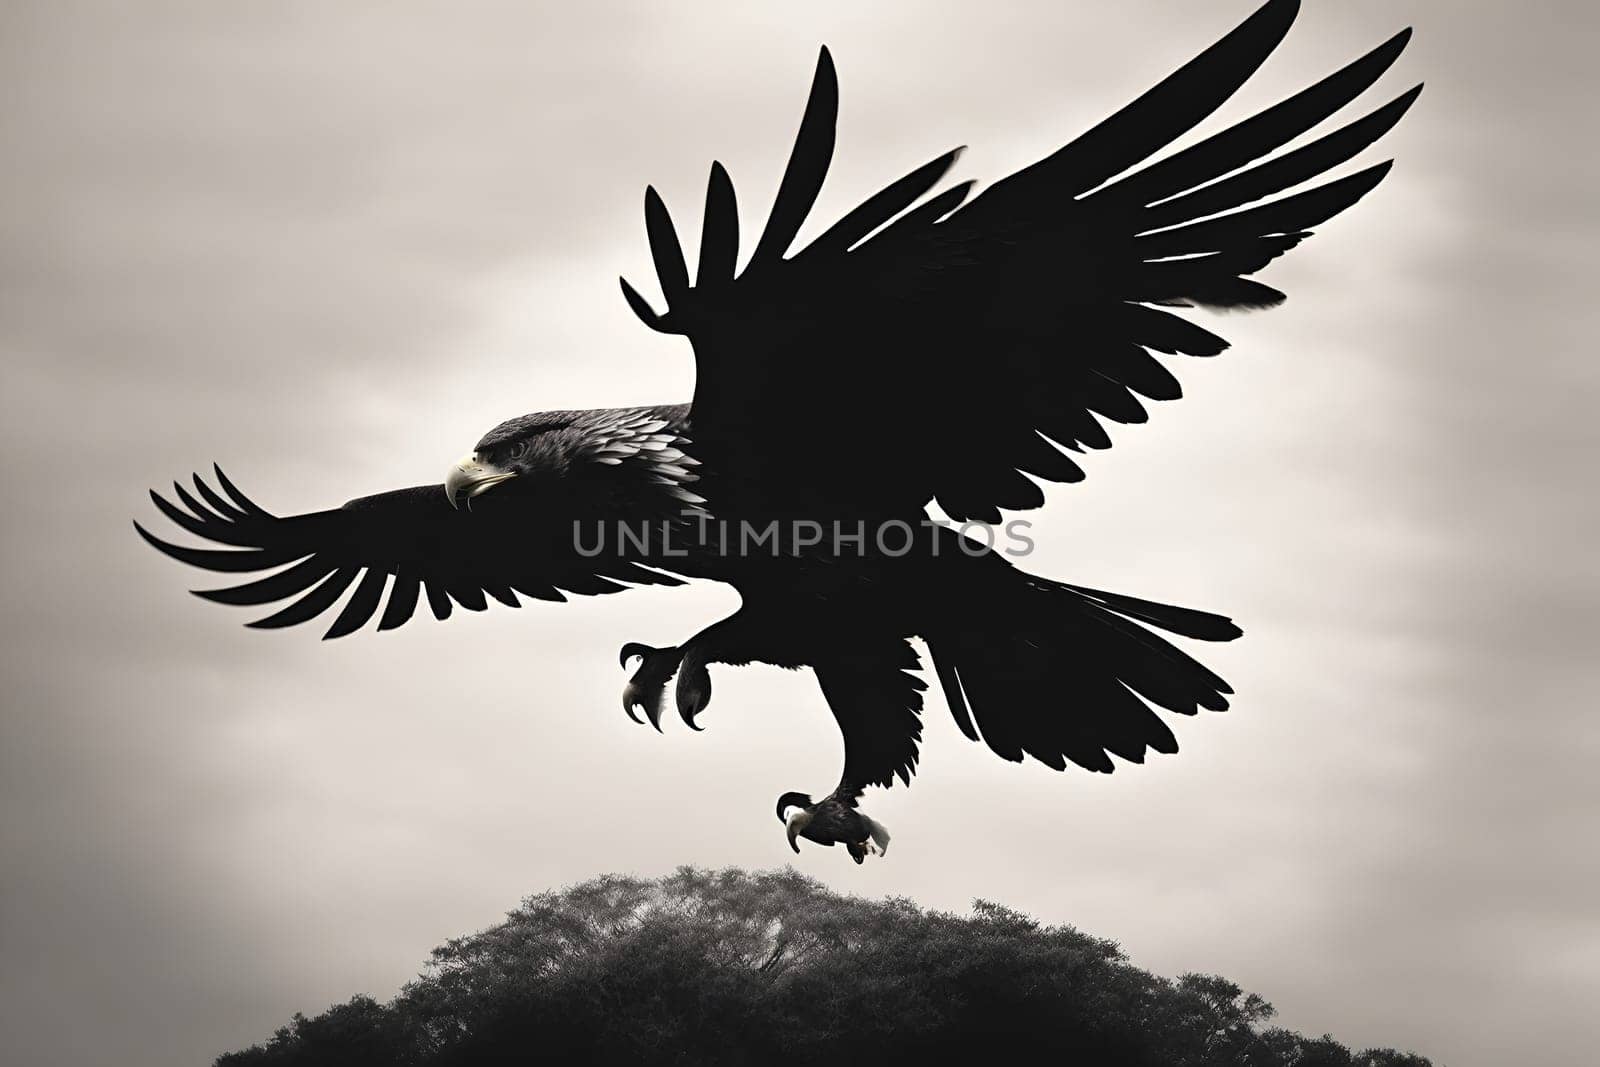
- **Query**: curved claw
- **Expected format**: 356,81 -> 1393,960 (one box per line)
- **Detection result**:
619,643 -> 682,731
623,683 -> 666,732
622,688 -> 646,726
675,662 -> 711,731
620,641 -> 656,670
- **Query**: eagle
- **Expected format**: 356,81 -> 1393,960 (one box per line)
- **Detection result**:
137,0 -> 1417,863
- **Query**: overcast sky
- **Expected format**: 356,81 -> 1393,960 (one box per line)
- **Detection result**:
2,2 -> 1596,1064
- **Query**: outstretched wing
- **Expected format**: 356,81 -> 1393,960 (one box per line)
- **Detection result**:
622,0 -> 1419,521
135,467 -> 685,639
813,638 -> 928,805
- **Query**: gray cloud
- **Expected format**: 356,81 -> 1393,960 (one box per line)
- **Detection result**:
2,2 -> 1595,1065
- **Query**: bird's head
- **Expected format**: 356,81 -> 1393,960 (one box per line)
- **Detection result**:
444,407 -> 700,511
443,412 -> 571,509
444,450 -> 517,510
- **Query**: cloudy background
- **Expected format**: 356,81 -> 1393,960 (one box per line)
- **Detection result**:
2,1 -> 1595,1064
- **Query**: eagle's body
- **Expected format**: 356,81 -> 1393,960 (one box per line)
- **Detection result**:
138,0 -> 1418,861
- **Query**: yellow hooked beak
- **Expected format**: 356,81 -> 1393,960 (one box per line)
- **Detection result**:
444,453 -> 517,510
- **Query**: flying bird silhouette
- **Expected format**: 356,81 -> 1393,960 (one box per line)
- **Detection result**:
137,0 -> 1418,863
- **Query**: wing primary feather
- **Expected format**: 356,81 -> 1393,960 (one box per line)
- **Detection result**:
748,46 -> 838,270
193,555 -> 334,606
323,567 -> 388,640
480,582 -> 520,609
863,181 -> 975,248
1140,87 -> 1421,231
246,567 -> 359,629
1089,345 -> 1183,401
966,0 -> 1300,214
148,489 -> 232,545
1117,305 -> 1231,357
377,573 -> 421,631
613,562 -> 689,587
947,654 -> 1022,761
1105,27 -> 1413,209
1135,161 -> 1394,258
170,481 -> 222,525
697,161 -> 739,286
1068,582 -> 1244,645
555,573 -> 628,596
134,522 -> 306,573
211,465 -> 271,517
424,580 -> 453,621
1013,432 -> 1087,483
191,472 -> 251,521
510,579 -> 567,603
1038,408 -> 1113,452
618,276 -> 675,334
934,652 -> 979,742
806,147 -> 966,255
1188,277 -> 1287,310
1080,373 -> 1149,424
988,467 -> 1046,509
1127,247 -> 1290,304
445,581 -> 488,612
644,186 -> 690,302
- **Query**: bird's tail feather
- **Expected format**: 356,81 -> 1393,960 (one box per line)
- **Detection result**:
926,574 -> 1240,773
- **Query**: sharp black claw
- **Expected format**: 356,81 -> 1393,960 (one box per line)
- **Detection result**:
620,643 -> 682,730
675,662 -> 711,731
623,683 -> 664,731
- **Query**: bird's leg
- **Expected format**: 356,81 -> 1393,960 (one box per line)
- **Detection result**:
619,642 -> 682,731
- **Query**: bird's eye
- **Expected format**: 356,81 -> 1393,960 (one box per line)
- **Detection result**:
482,444 -> 514,464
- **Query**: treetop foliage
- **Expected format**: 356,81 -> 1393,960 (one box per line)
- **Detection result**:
218,867 -> 1429,1067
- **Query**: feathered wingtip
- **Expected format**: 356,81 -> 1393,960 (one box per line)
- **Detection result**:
746,46 -> 838,273
134,464 -> 281,568
697,160 -> 739,289
137,466 -> 401,639
618,275 -> 676,334
620,43 -> 972,328
620,45 -> 836,329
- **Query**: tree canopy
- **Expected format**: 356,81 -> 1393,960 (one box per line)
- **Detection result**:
218,867 -> 1429,1067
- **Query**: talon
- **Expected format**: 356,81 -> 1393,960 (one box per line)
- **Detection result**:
675,661 -> 711,731
624,681 -> 666,732
620,643 -> 682,731
622,687 -> 646,726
